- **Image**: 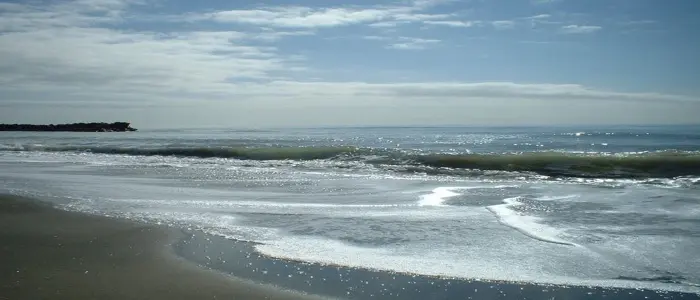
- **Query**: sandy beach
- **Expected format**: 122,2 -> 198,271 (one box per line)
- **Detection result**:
0,194 -> 322,300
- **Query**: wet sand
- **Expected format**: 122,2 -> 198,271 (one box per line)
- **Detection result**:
3,194 -> 698,300
0,195 -> 322,300
177,230 -> 700,299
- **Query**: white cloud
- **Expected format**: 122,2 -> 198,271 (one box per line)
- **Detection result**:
205,7 -> 391,28
620,20 -> 657,26
393,13 -> 452,22
363,35 -> 390,40
1,0 -> 697,127
369,21 -> 404,28
560,25 -> 602,34
362,34 -> 441,50
351,82 -> 694,102
201,1 -> 452,29
0,28 -> 295,89
424,20 -> 477,27
387,37 -> 441,50
248,29 -> 316,42
0,1 -> 304,100
492,20 -> 515,30
0,0 -> 686,104
527,14 -> 551,19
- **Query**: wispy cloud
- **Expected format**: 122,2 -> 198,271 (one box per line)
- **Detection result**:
1,0 -> 695,127
620,20 -> 657,26
492,20 -> 516,30
362,35 -> 390,41
204,7 -> 391,28
424,20 -> 477,27
527,14 -> 551,20
394,13 -> 453,22
388,37 -> 441,50
368,21 -> 404,28
0,0 -> 136,32
560,25 -> 602,34
200,1 -> 451,29
249,29 -> 316,42
0,2 -> 26,11
363,34 -> 443,50
0,28 -> 296,87
0,0 -> 304,101
229,81 -> 699,104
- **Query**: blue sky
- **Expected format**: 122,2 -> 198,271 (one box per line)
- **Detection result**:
0,0 -> 698,128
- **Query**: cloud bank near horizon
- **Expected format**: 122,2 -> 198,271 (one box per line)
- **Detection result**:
0,0 -> 697,127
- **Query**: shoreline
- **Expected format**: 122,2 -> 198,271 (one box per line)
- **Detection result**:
3,194 -> 699,300
0,194 -> 325,300
177,232 -> 700,300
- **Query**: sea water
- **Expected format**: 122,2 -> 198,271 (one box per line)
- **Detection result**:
1,125 -> 699,294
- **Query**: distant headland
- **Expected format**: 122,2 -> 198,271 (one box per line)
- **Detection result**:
0,122 -> 137,132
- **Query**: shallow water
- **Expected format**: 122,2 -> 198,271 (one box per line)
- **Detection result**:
1,125 -> 699,294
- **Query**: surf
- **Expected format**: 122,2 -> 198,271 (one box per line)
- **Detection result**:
413,151 -> 700,179
4,143 -> 700,179
2,144 -> 362,160
486,197 -> 577,246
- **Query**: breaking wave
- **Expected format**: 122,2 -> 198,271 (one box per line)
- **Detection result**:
2,145 -> 361,161
412,152 -> 700,179
3,144 -> 700,179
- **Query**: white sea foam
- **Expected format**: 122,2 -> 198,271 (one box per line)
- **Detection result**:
417,185 -> 518,207
417,187 -> 461,206
102,198 -> 403,209
253,235 -> 699,294
4,146 -> 700,294
487,197 -> 577,246
535,194 -> 579,201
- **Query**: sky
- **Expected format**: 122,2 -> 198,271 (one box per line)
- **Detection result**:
0,0 -> 698,128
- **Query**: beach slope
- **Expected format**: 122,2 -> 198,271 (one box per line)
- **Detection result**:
0,195 -> 318,300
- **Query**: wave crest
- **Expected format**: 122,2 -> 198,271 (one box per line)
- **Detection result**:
4,145 -> 360,161
3,144 -> 700,179
413,152 -> 700,179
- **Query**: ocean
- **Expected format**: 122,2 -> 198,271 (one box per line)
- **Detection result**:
1,125 -> 699,298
